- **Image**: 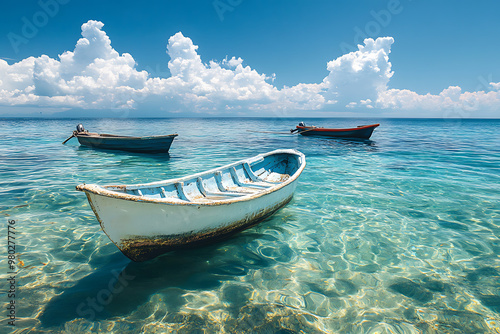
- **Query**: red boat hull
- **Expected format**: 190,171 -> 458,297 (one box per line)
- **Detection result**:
296,124 -> 379,139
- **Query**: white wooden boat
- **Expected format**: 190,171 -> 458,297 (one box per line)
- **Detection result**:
76,149 -> 306,261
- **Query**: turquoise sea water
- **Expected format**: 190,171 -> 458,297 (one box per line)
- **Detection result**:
1,117 -> 499,333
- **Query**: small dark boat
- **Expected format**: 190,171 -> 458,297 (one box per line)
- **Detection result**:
291,122 -> 379,139
63,124 -> 177,153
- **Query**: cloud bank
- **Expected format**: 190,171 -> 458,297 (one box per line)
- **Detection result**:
1,20 -> 499,116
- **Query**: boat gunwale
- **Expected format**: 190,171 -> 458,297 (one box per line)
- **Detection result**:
76,149 -> 306,206
296,123 -> 380,132
76,133 -> 178,140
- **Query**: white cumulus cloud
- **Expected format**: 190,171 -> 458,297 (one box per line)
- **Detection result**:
490,82 -> 500,91
0,20 -> 149,109
156,32 -> 281,111
0,20 -> 499,117
323,37 -> 394,107
377,85 -> 500,113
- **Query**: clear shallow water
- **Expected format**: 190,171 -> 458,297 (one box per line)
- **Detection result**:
1,117 -> 499,333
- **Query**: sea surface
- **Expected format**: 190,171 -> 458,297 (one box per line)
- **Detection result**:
1,117 -> 499,333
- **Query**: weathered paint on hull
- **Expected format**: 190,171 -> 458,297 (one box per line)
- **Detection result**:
87,192 -> 294,261
78,149 -> 305,262
76,134 -> 177,153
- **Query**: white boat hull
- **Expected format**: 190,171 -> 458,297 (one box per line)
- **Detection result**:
77,149 -> 306,261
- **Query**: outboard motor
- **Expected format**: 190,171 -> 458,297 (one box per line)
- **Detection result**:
291,121 -> 305,133
63,124 -> 84,144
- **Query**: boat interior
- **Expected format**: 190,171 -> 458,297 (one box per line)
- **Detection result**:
105,153 -> 301,203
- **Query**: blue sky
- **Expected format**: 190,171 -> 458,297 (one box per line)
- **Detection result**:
1,0 -> 499,117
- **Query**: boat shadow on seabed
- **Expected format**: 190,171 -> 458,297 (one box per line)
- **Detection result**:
37,230 -> 275,328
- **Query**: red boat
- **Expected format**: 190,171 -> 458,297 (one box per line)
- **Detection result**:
292,123 -> 380,140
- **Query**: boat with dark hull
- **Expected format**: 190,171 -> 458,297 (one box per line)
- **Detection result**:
292,123 -> 379,139
76,149 -> 306,261
63,124 -> 177,153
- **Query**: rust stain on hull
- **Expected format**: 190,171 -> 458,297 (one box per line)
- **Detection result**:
119,195 -> 294,262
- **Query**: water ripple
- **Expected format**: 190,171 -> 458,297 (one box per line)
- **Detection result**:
1,118 -> 499,333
